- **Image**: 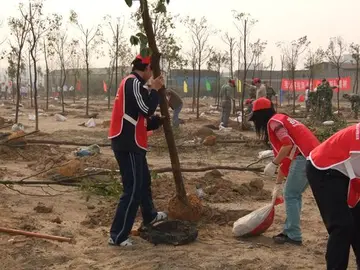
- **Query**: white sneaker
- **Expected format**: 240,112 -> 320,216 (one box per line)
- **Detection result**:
108,238 -> 133,246
120,238 -> 133,246
150,212 -> 168,225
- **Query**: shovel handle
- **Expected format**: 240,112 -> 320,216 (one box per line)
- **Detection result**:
0,227 -> 74,243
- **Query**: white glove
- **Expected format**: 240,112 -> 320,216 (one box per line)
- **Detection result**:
272,183 -> 283,198
264,161 -> 278,177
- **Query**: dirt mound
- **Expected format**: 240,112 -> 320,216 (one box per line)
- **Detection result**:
168,194 -> 203,222
0,144 -> 69,164
201,206 -> 252,226
196,171 -> 270,203
152,172 -> 271,210
194,127 -> 214,138
34,202 -> 53,213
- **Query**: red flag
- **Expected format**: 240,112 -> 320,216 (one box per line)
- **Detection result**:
76,80 -> 81,91
103,81 -> 107,93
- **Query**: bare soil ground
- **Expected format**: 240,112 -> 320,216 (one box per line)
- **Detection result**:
0,97 -> 357,269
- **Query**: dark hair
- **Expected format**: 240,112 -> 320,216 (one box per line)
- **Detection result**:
251,107 -> 276,143
131,58 -> 149,72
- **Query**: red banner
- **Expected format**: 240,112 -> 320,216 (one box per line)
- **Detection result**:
281,77 -> 352,91
103,81 -> 107,93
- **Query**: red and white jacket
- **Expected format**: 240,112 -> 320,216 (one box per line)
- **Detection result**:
309,123 -> 360,207
108,74 -> 147,150
267,114 -> 320,176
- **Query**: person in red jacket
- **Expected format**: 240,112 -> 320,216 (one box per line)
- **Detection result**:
249,97 -> 320,245
306,124 -> 360,270
107,54 -> 167,247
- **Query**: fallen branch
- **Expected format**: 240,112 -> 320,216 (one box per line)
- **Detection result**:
0,226 -> 74,243
245,156 -> 273,168
25,139 -> 111,147
4,184 -> 70,197
0,180 -> 80,186
21,138 -> 255,148
0,124 -> 13,130
17,154 -> 67,182
0,163 -> 264,187
0,130 -> 40,145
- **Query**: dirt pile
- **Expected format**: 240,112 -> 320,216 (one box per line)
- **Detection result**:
33,202 -> 53,213
201,206 -> 252,226
194,126 -> 214,139
196,170 -> 271,203
168,194 -> 203,221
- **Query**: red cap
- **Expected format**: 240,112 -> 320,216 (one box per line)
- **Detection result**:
252,97 -> 272,112
229,79 -> 235,86
135,54 -> 151,65
253,78 -> 261,84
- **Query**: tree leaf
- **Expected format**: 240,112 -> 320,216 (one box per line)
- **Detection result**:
154,2 -> 167,13
125,0 -> 133,7
136,32 -> 148,43
130,35 -> 139,46
140,47 -> 152,57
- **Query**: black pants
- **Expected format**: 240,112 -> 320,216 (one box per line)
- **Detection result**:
306,161 -> 360,270
109,151 -> 157,244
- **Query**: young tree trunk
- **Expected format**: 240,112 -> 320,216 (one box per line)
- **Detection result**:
115,24 -> 119,98
292,69 -> 296,114
30,47 -> 38,130
192,64 -> 196,113
11,80 -> 15,102
15,51 -> 23,123
356,61 -> 359,94
28,51 -> 33,107
279,62 -> 284,107
232,61 -> 236,114
60,67 -> 66,114
73,73 -> 77,104
85,34 -> 90,116
337,70 -> 340,113
196,54 -> 201,119
140,0 -> 187,202
166,61 -> 171,86
237,42 -> 241,108
43,41 -> 49,110
28,5 -> 38,130
108,61 -> 115,110
241,20 -> 247,128
269,56 -> 273,85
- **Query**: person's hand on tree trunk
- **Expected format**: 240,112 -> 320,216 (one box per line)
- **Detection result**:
151,75 -> 164,91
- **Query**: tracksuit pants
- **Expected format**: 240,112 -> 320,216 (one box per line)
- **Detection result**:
306,161 -> 360,270
109,151 -> 157,244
